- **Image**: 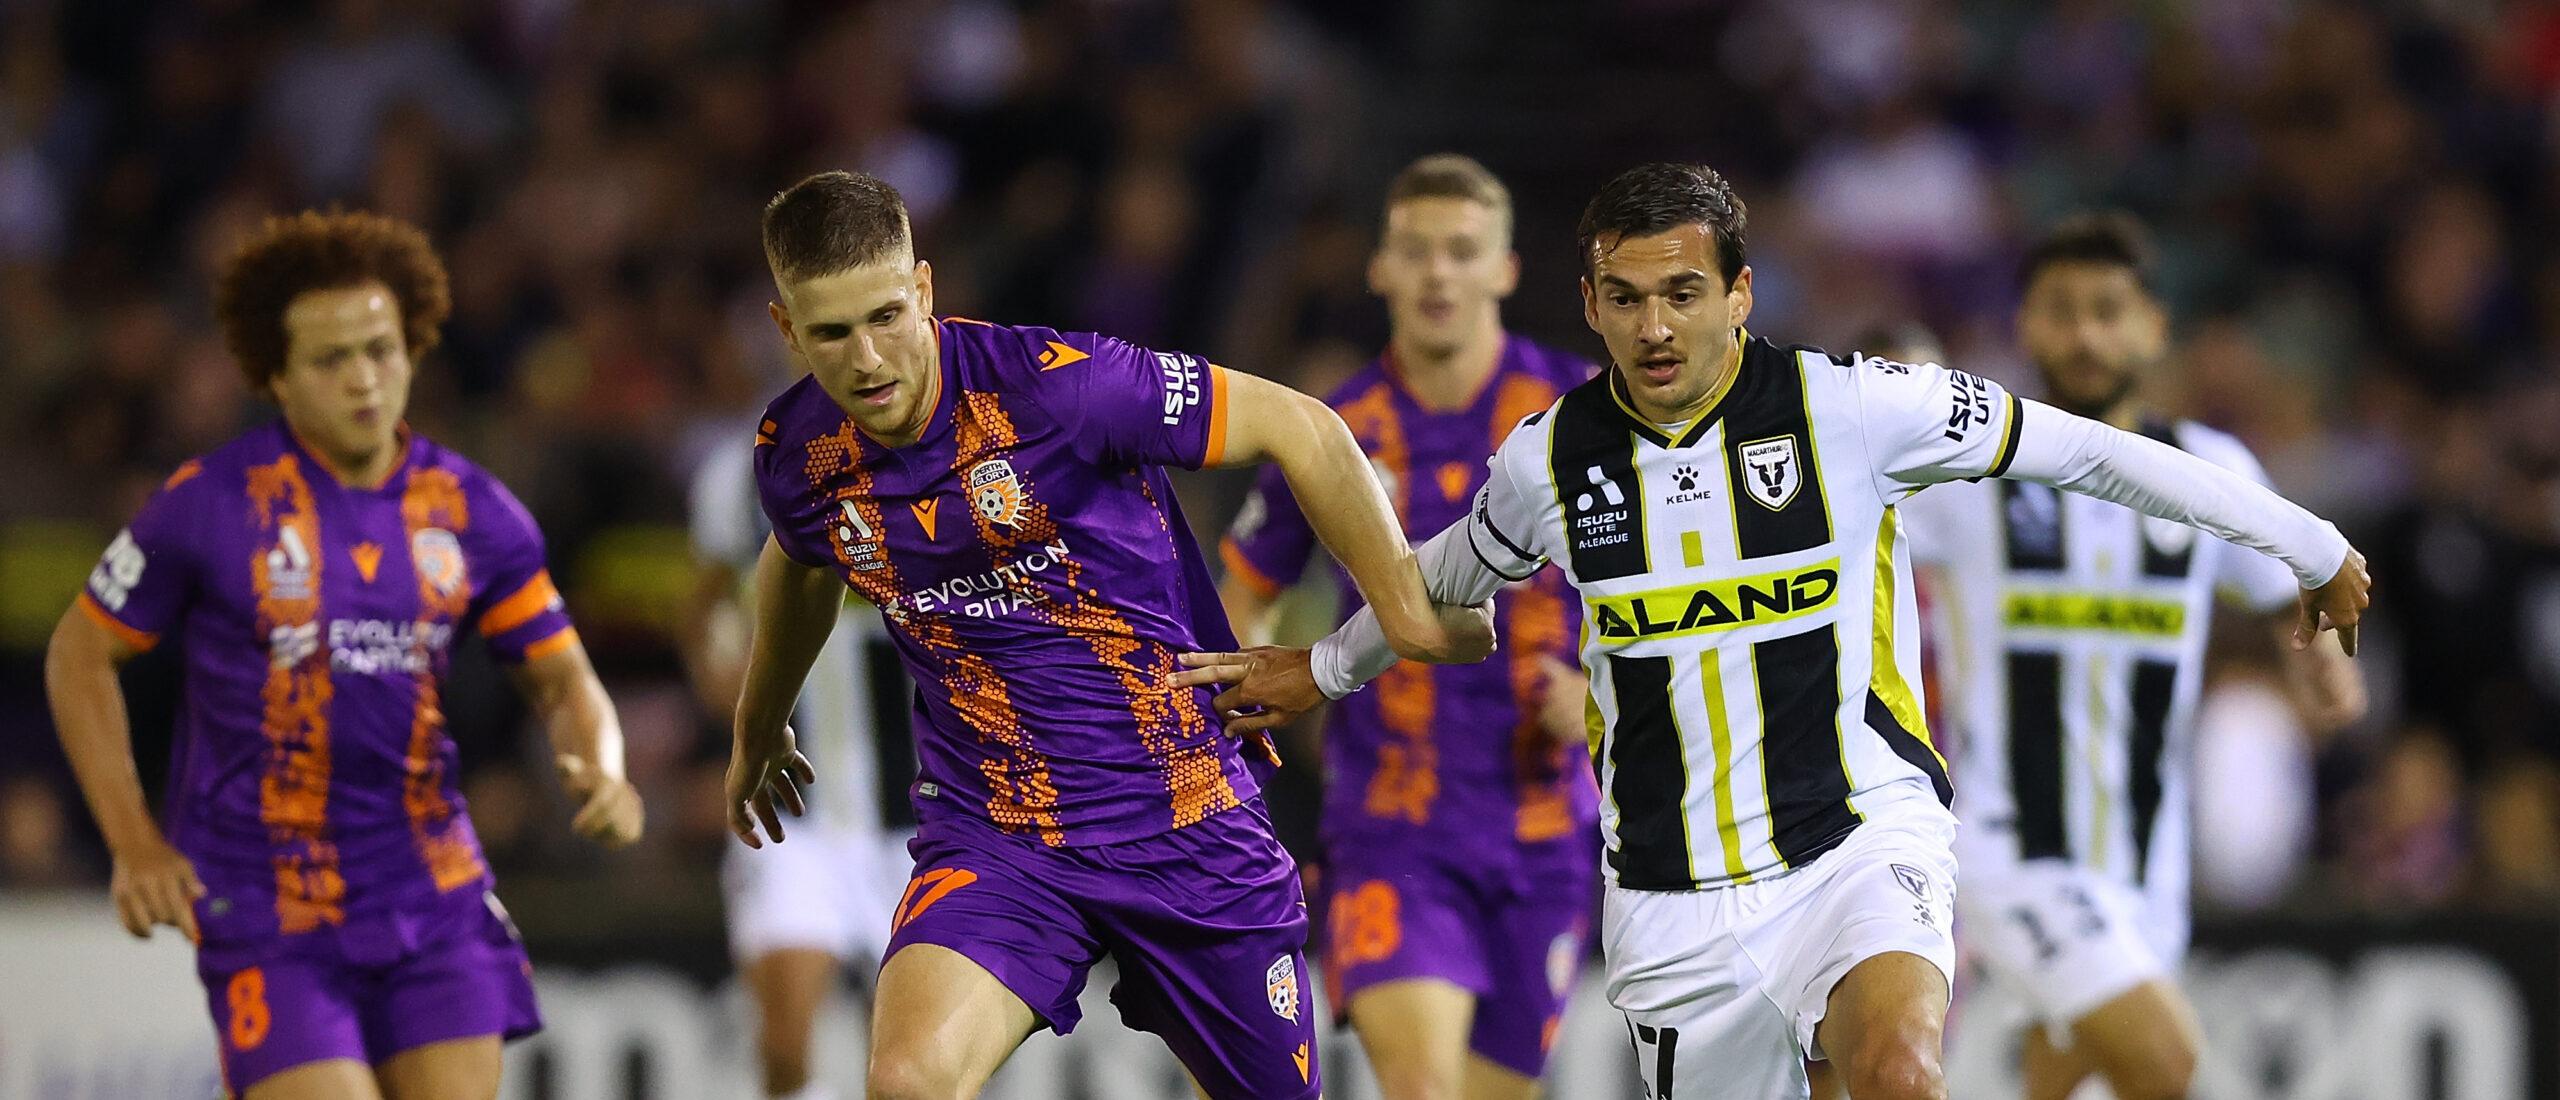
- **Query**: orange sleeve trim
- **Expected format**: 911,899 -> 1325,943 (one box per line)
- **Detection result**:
519,627 -> 579,663
1220,539 -> 1285,600
1202,365 -> 1232,467
479,571 -> 561,637
76,591 -> 159,653
162,459 -> 202,491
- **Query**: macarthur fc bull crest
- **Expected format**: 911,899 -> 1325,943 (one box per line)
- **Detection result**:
1739,435 -> 1802,511
967,459 -> 1030,528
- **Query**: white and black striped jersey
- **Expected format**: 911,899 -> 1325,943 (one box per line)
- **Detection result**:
1902,418 -> 2299,896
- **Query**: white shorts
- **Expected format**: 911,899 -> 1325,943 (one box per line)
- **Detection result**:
721,823 -> 914,965
1953,860 -> 2184,1032
1603,811 -> 1958,1100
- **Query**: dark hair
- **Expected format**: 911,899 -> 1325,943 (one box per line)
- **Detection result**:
762,170 -> 912,285
2019,210 -> 2157,293
1385,153 -> 1512,238
1576,163 -> 1747,283
213,209 -> 451,389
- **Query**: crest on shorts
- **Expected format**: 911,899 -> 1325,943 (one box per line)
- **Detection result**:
968,459 -> 1030,528
1266,955 -> 1300,1023
1738,435 -> 1802,511
1892,863 -> 1932,901
412,528 -> 466,596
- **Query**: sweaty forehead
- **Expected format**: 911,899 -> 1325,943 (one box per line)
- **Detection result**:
284,283 -> 401,343
2025,261 -> 2146,303
1590,224 -> 1719,286
1384,196 -> 1502,241
785,259 -> 917,320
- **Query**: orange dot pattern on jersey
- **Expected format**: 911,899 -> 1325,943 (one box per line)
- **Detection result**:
399,468 -> 487,893
246,454 -> 344,934
1342,382 -> 1443,828
1490,371 -> 1584,844
1327,879 -> 1403,970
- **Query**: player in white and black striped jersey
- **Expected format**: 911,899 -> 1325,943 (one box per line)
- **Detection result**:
1176,166 -> 2372,1100
682,442 -> 919,1100
1902,214 -> 2365,1100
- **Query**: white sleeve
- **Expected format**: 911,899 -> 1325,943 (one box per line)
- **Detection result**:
2202,437 -> 2311,613
1308,439 -> 1548,699
2002,401 -> 2350,589
1853,355 -> 2028,496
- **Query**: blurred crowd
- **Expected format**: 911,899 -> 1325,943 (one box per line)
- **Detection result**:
4,0 -> 2559,933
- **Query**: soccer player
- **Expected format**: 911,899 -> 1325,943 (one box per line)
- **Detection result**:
43,210 -> 644,1100
1174,163 -> 2369,1100
723,171 -> 1487,1100
684,442 -> 916,1100
1904,213 -> 2366,1100
1216,154 -> 1599,1100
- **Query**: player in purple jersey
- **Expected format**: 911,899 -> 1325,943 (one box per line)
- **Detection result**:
1218,155 -> 1599,1100
43,211 -> 644,1100
722,171 -> 1491,1100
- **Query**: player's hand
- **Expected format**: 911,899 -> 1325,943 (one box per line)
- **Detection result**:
108,834 -> 204,942
2297,547 -> 2371,656
727,726 -> 815,849
1536,656 -> 1592,748
557,755 -> 645,849
1173,647 -> 1324,735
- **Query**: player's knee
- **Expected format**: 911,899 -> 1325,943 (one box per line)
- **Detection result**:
1371,1057 -> 1463,1100
2098,1038 -> 2196,1100
866,1049 -> 967,1100
1839,1038 -> 1944,1100
759,1044 -> 813,1096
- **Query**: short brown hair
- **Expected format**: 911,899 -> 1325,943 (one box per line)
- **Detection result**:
213,209 -> 451,389
763,171 -> 912,286
1385,153 -> 1513,241
2019,210 -> 2158,294
1577,162 -> 1747,283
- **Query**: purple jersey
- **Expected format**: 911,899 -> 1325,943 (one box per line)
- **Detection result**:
79,422 -> 575,942
754,317 -> 1251,849
1221,337 -> 1601,860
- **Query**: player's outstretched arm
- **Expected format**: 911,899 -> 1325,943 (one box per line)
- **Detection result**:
1207,370 -> 1478,664
44,605 -> 202,942
2000,401 -> 2371,653
509,639 -> 644,848
726,537 -> 838,847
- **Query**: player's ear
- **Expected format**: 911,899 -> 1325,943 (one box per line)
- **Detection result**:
1727,265 -> 1754,328
1495,250 -> 1520,299
1365,248 -> 1388,297
1580,276 -> 1599,332
914,259 -> 935,317
767,300 -> 796,351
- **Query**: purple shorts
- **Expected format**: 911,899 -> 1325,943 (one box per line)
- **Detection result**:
884,799 -> 1319,1100
195,888 -> 541,1094
1320,837 -> 1597,1078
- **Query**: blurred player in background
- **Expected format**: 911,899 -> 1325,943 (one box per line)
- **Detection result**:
1905,213 -> 2366,1100
724,171 -> 1489,1100
1177,163 -> 2370,1100
684,442 -> 916,1100
1218,153 -> 1599,1100
43,210 -> 644,1099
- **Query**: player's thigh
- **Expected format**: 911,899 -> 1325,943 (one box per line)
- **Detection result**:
363,896 -> 542,1072
1771,818 -> 1955,1067
869,943 -> 1041,1091
2066,979 -> 2201,1100
1346,978 -> 1475,1099
2020,1023 -> 2100,1100
376,1035 -> 502,1100
744,946 -> 842,1079
240,1058 -> 382,1100
1467,857 -> 1592,1082
1460,1054 -> 1543,1100
1957,864 -> 2164,1031
1603,886 -> 1800,1100
1811,951 -> 1951,1095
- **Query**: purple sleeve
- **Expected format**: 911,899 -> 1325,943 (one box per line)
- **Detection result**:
752,431 -> 839,570
1218,463 -> 1315,599
465,474 -> 576,664
1023,328 -> 1229,470
76,464 -> 207,651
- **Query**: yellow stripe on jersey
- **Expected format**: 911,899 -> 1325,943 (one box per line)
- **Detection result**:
1697,653 -> 1752,883
1869,509 -> 1942,766
2003,591 -> 2187,636
1680,530 -> 1705,569
1588,559 -> 1842,646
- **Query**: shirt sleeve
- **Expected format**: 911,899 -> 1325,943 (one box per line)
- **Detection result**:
2202,436 -> 2312,612
752,432 -> 839,571
76,464 -> 207,652
1851,355 -> 2028,497
2001,401 -> 2350,589
1463,443 -> 1551,581
1024,328 -> 1229,470
467,474 -> 577,664
1218,464 -> 1316,600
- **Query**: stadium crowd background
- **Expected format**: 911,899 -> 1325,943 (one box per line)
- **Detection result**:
4,0 -> 2559,951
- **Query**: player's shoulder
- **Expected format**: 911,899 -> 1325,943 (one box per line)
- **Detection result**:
2164,418 -> 2266,474
1322,359 -> 1397,408
1505,333 -> 1604,388
935,315 -> 1136,392
169,420 -> 306,498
